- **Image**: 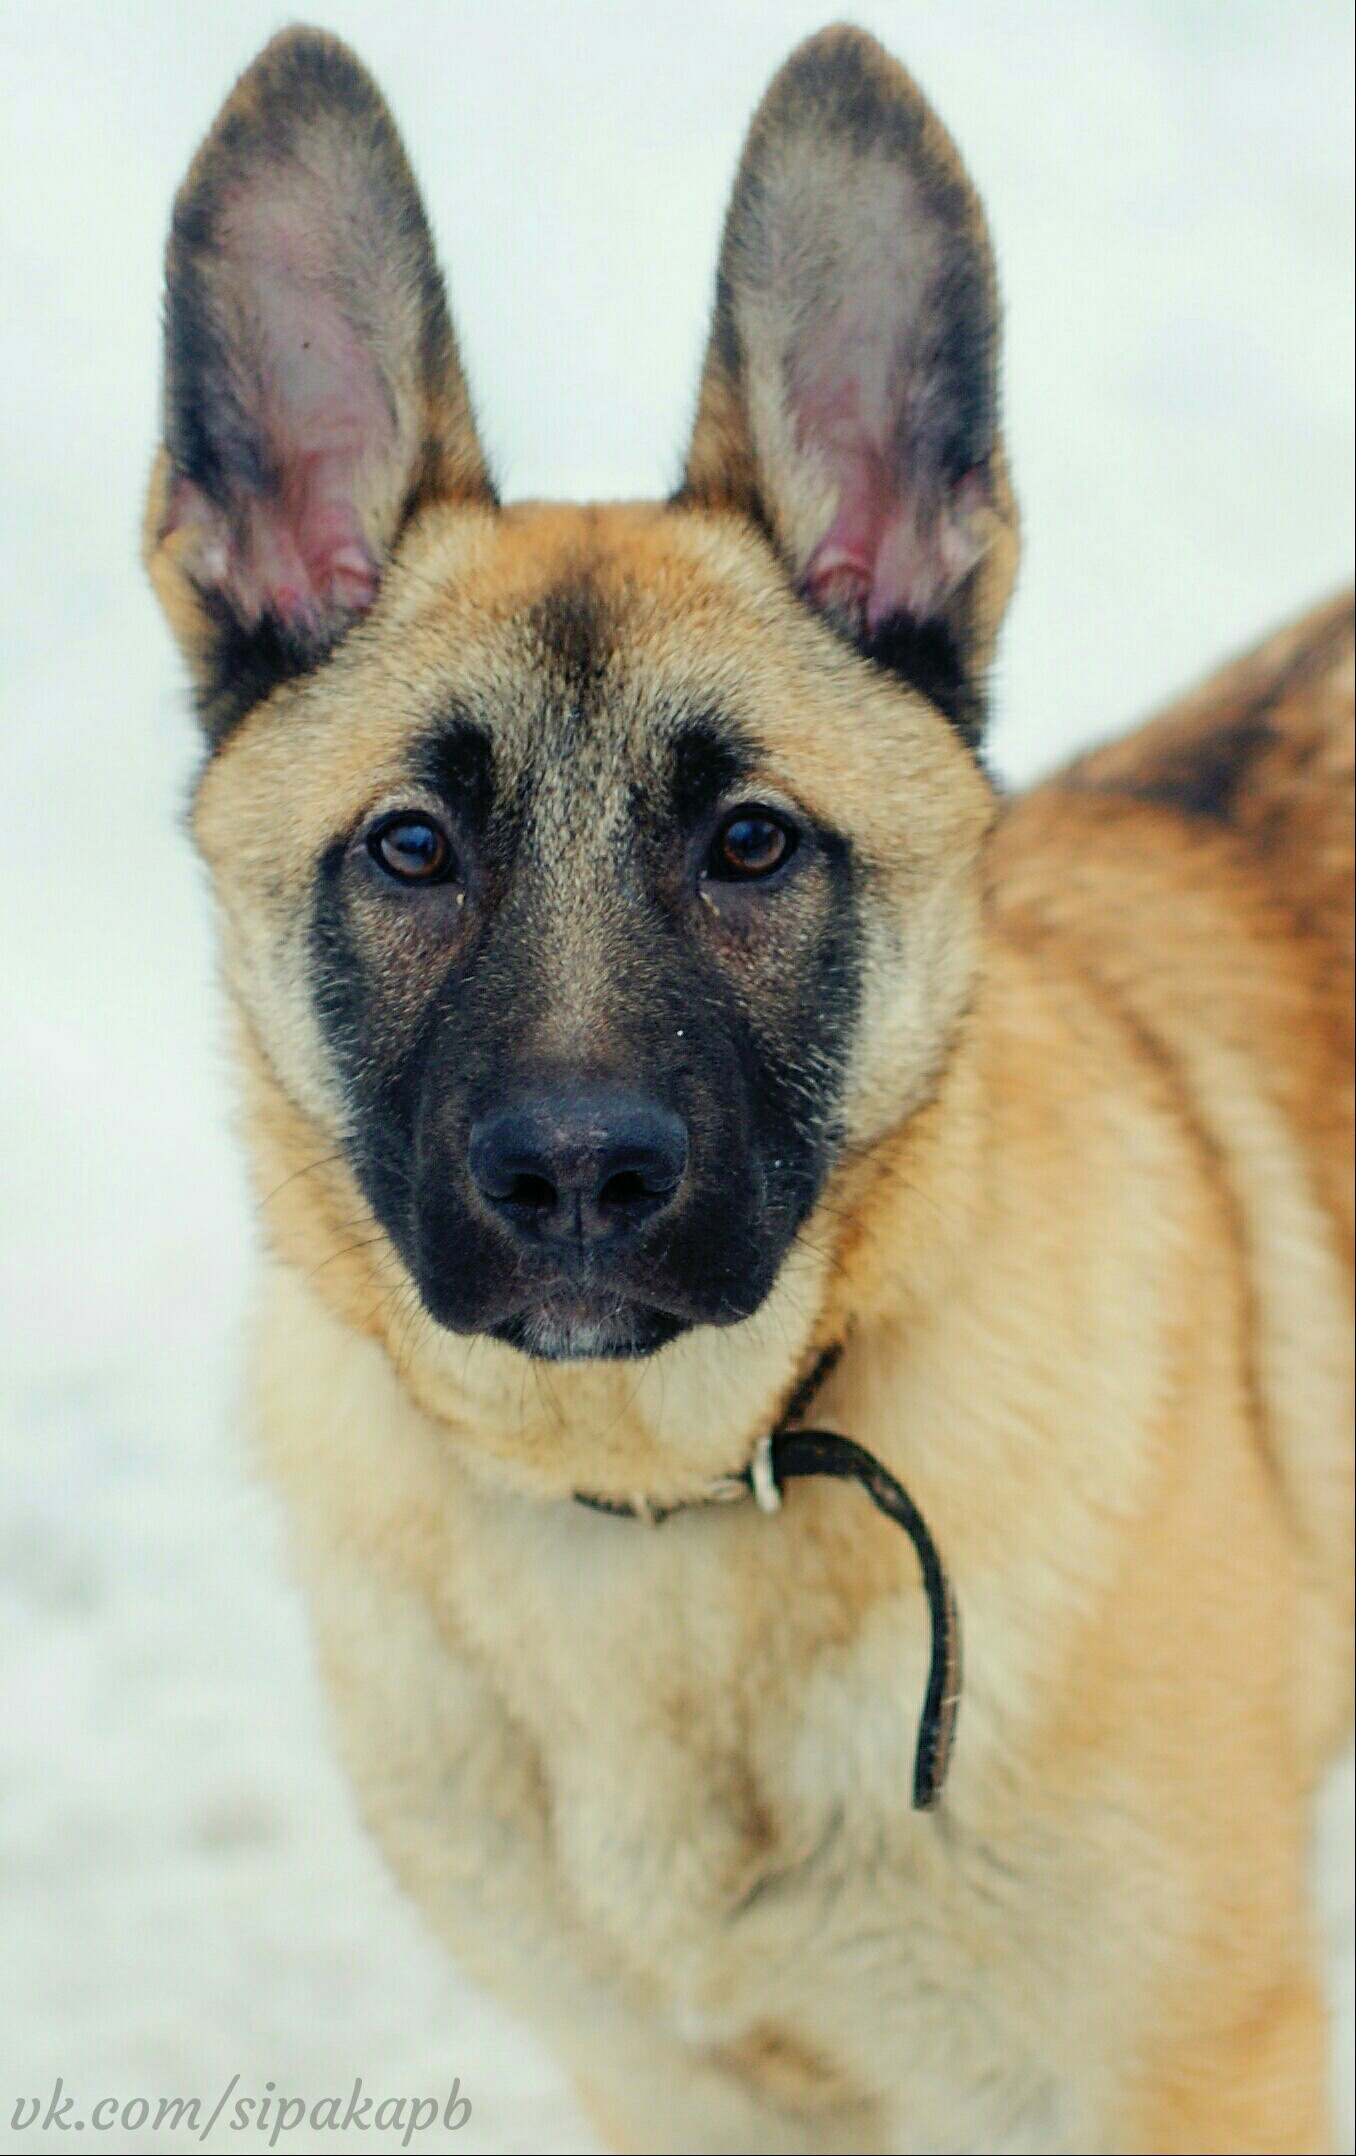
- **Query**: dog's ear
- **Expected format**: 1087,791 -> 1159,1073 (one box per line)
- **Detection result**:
681,26 -> 1017,744
146,27 -> 494,741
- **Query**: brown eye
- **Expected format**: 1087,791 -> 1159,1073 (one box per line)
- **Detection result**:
370,815 -> 454,884
708,809 -> 798,882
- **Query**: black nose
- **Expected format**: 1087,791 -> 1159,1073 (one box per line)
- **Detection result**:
467,1085 -> 689,1247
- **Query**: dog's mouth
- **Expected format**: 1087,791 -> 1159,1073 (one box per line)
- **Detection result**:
453,1227 -> 792,1359
488,1296 -> 689,1362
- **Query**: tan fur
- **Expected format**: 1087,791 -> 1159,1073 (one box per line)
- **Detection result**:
146,27 -> 1353,2153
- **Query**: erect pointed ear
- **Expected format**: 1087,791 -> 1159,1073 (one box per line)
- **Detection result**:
681,26 -> 1018,745
145,27 -> 495,741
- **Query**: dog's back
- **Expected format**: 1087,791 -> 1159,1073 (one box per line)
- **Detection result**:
992,592 -> 1355,1754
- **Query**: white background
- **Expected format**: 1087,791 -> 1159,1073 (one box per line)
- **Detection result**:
0,4 -> 1351,2150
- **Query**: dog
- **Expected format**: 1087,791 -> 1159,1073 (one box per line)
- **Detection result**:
144,24 -> 1353,2152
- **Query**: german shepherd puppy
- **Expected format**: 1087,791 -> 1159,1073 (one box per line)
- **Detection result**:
145,25 -> 1353,2153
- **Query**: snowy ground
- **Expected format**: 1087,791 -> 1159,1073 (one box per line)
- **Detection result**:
0,4 -> 1351,2150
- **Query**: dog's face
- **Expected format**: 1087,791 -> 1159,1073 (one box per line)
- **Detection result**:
149,27 -> 1016,1374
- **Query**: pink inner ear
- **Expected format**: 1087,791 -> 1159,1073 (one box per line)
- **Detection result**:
795,361 -> 985,631
169,464 -> 378,634
239,453 -> 379,631
800,442 -> 895,621
166,214 -> 393,634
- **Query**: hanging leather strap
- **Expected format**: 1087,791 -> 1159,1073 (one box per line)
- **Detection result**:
761,1426 -> 961,1810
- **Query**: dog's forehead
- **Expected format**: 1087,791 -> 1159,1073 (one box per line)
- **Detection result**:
390,500 -> 787,771
469,557 -> 720,802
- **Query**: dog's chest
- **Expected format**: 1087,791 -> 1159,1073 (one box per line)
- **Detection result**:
427,1494 -> 1105,2148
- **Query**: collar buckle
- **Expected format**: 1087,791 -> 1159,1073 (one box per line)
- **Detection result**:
750,1432 -> 783,1514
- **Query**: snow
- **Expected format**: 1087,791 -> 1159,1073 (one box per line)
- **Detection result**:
0,4 -> 1350,2150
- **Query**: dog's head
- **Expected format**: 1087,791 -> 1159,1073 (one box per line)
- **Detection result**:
148,26 -> 1015,1378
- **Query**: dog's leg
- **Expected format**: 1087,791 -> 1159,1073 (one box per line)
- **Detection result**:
1129,1967 -> 1332,2154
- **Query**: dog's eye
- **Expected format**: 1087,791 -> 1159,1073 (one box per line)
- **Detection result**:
707,810 -> 798,882
369,815 -> 455,885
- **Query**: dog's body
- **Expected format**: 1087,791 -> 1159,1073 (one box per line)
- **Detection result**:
146,28 -> 1353,2154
